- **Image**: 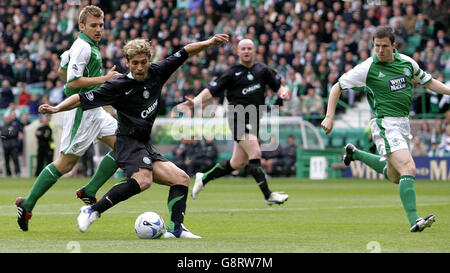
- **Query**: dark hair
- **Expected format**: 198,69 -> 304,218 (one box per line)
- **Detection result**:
373,26 -> 395,44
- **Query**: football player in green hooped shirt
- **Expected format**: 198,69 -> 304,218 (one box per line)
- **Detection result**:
16,5 -> 121,231
322,26 -> 450,232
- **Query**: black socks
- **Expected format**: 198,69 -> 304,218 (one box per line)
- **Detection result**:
167,184 -> 188,232
92,178 -> 141,213
202,160 -> 235,185
247,158 -> 271,199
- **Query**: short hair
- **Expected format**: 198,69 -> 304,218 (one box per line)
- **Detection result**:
373,26 -> 395,44
78,5 -> 104,25
123,39 -> 152,60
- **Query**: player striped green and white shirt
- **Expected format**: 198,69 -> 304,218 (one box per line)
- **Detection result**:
338,49 -> 432,118
61,32 -> 103,97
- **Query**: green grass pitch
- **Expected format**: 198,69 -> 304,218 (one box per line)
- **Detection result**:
0,177 -> 448,253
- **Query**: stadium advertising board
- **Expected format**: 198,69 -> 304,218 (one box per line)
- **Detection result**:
342,157 -> 450,180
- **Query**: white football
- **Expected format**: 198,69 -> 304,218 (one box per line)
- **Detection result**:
134,212 -> 166,239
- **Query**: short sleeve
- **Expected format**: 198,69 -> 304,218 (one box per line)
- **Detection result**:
67,40 -> 91,83
338,58 -> 373,90
60,50 -> 69,69
207,70 -> 232,97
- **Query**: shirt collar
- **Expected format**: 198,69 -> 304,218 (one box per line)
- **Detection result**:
78,32 -> 97,46
373,48 -> 401,64
126,71 -> 134,79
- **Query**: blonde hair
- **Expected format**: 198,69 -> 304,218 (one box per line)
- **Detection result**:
78,5 -> 104,25
123,39 -> 152,60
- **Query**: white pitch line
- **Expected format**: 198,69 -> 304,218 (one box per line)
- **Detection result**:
0,202 -> 448,217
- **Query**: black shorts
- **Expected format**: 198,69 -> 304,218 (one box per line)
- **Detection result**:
114,135 -> 168,178
227,110 -> 260,142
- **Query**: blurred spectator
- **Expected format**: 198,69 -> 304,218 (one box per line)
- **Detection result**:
438,124 -> 450,154
48,80 -> 65,105
402,5 -> 417,36
17,83 -> 31,106
431,118 -> 443,145
425,0 -> 449,34
185,139 -> 203,176
411,135 -> 428,156
1,113 -> 21,177
0,56 -> 14,81
300,87 -> 324,126
0,80 -> 15,109
29,93 -> 41,117
9,110 -> 25,154
418,121 -> 433,149
34,115 -> 53,176
428,139 -> 444,157
271,135 -> 297,176
261,136 -> 283,176
80,144 -> 94,177
172,138 -> 190,173
187,137 -> 217,176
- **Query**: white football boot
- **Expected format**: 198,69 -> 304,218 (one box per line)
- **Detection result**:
77,205 -> 100,232
265,192 -> 289,205
191,172 -> 205,199
163,224 -> 202,239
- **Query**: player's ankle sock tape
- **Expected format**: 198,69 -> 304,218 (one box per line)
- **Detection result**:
248,159 -> 271,199
202,160 -> 234,184
92,178 -> 141,213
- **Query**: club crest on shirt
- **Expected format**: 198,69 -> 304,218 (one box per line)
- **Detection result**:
389,76 -> 407,92
247,73 -> 254,81
143,90 -> 150,99
143,157 -> 151,164
403,68 -> 411,76
85,91 -> 94,101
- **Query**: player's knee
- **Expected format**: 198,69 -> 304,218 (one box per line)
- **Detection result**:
403,161 -> 416,177
137,178 -> 152,191
175,171 -> 190,187
54,158 -> 78,174
231,159 -> 247,170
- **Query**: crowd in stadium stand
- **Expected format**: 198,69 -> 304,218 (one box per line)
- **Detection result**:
0,1 -> 449,147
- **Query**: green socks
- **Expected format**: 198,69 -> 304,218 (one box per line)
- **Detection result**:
353,149 -> 386,174
23,163 -> 62,212
23,150 -> 118,212
83,150 -> 118,197
399,175 -> 419,226
353,150 -> 419,226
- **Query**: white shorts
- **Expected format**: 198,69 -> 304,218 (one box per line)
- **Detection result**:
370,117 -> 412,160
60,107 -> 117,156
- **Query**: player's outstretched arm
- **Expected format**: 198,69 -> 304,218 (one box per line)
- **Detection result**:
68,65 -> 121,89
321,82 -> 342,135
39,94 -> 81,114
176,88 -> 213,112
424,78 -> 450,95
184,34 -> 229,57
